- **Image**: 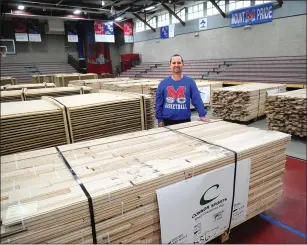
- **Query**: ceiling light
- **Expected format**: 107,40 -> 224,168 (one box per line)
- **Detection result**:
145,6 -> 155,11
101,1 -> 105,6
18,5 -> 25,10
115,17 -> 123,21
73,9 -> 81,14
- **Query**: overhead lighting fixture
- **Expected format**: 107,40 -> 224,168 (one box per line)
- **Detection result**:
18,5 -> 25,10
101,1 -> 105,6
73,9 -> 81,14
115,17 -> 123,21
145,6 -> 155,11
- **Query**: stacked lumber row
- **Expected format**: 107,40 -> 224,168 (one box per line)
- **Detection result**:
53,73 -> 98,87
212,83 -> 287,121
265,89 -> 307,137
0,77 -> 17,86
0,92 -> 155,155
32,75 -> 54,83
149,81 -> 223,108
46,92 -> 154,143
0,86 -> 91,103
0,100 -> 69,156
69,78 -> 140,92
1,83 -> 55,91
100,80 -> 160,94
0,120 -> 291,244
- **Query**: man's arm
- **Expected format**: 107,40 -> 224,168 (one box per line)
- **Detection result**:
155,82 -> 165,125
190,80 -> 208,119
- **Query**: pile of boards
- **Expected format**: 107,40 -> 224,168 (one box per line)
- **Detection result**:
32,75 -> 54,83
100,80 -> 160,94
265,88 -> 307,137
212,83 -> 287,121
1,83 -> 56,91
0,77 -> 17,86
0,100 -> 69,155
53,73 -> 98,87
0,86 -> 91,102
0,120 -> 291,244
0,92 -> 155,155
69,78 -> 140,92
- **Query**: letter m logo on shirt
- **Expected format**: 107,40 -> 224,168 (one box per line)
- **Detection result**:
166,86 -> 186,104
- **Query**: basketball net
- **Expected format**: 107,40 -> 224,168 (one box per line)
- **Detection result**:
0,49 -> 6,57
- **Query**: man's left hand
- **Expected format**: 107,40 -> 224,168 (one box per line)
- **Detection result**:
199,117 -> 210,122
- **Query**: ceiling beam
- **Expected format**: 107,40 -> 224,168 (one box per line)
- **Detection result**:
132,12 -> 156,32
208,0 -> 226,18
276,0 -> 283,7
161,2 -> 185,26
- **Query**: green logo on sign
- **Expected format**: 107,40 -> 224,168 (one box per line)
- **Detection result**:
200,184 -> 220,206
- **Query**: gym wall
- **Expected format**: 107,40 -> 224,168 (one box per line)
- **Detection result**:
124,1 -> 306,62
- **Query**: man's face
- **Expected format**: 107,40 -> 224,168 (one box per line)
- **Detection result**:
170,56 -> 183,74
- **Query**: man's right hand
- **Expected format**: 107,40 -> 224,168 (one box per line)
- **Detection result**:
158,122 -> 165,127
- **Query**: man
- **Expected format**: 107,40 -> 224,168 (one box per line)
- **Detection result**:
155,54 -> 209,127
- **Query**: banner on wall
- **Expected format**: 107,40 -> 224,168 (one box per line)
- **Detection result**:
160,26 -> 169,39
169,24 -> 175,38
199,18 -> 208,30
94,20 -> 115,42
65,21 -> 78,42
230,2 -> 274,28
27,19 -> 41,42
13,18 -> 28,42
123,20 -> 134,43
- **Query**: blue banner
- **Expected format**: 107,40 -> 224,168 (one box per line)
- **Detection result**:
230,2 -> 274,28
160,26 -> 169,39
104,22 -> 114,35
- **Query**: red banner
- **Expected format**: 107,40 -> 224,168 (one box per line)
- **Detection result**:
13,18 -> 28,42
123,20 -> 133,43
94,20 -> 105,35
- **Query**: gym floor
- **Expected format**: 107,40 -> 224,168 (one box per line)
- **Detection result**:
190,109 -> 307,244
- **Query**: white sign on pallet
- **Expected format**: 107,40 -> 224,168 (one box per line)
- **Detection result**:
156,158 -> 251,244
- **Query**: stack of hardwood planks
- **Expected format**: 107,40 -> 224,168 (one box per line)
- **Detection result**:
0,77 -> 17,86
53,73 -> 98,87
23,86 -> 92,101
0,90 -> 25,103
0,120 -> 291,244
265,88 -> 307,137
212,83 -> 287,121
69,78 -> 140,92
0,100 -> 69,156
0,92 -> 154,155
100,80 -> 160,94
1,83 -> 55,91
32,75 -> 54,83
0,86 -> 91,102
45,91 -> 155,143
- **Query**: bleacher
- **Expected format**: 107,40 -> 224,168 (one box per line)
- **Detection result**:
0,62 -> 77,83
120,55 -> 307,85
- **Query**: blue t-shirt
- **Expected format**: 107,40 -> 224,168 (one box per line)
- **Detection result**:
155,75 -> 207,122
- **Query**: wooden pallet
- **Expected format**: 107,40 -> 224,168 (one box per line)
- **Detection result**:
212,83 -> 287,122
1,83 -> 56,91
0,120 -> 291,244
31,75 -> 54,84
53,73 -> 98,87
0,77 -> 17,86
265,88 -> 306,137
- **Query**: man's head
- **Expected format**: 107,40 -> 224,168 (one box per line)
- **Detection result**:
170,54 -> 184,74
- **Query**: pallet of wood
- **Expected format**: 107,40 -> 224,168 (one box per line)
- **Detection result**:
212,83 -> 287,122
53,73 -> 98,87
69,78 -> 140,92
0,100 -> 70,156
1,83 -> 56,91
0,120 -> 291,244
44,91 -> 155,143
0,86 -> 91,102
0,77 -> 17,86
0,90 -> 24,103
31,75 -> 54,83
265,88 -> 307,137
